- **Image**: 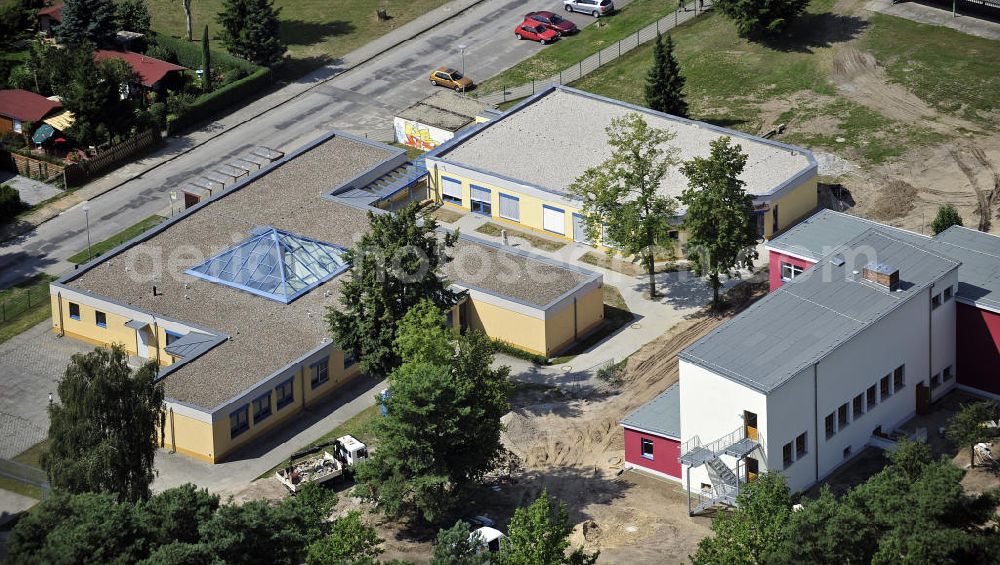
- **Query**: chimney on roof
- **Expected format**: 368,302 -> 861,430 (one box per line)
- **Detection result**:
863,262 -> 899,291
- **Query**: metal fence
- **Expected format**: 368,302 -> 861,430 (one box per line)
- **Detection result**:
477,1 -> 713,106
0,283 -> 47,324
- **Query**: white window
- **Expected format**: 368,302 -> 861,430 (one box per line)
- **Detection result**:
781,262 -> 804,281
13,119 -> 22,133
640,438 -> 654,460
499,193 -> 520,222
943,286 -> 953,302
441,177 -> 462,205
542,205 -> 565,235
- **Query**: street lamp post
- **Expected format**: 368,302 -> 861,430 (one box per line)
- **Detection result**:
83,205 -> 93,262
457,44 -> 467,76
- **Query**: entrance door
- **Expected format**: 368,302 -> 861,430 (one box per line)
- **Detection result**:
916,382 -> 931,415
744,410 -> 759,441
572,213 -> 590,244
136,328 -> 150,358
745,457 -> 759,482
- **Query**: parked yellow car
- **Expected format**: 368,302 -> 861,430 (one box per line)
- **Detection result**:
429,67 -> 474,91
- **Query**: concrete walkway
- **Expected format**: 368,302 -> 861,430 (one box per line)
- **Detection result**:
0,171 -> 63,207
866,0 -> 1000,40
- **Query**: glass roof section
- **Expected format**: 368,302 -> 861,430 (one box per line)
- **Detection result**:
185,226 -> 349,303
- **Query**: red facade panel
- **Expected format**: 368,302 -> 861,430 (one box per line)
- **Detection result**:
623,428 -> 681,479
957,303 -> 1000,395
768,251 -> 816,292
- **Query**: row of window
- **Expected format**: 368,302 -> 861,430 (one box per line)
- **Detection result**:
68,302 -> 107,328
930,366 -> 954,390
931,285 -> 954,309
442,177 -> 525,223
230,353 -> 359,438
825,365 -> 905,440
782,431 -> 808,469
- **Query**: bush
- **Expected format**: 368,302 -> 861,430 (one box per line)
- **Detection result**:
493,340 -> 550,365
0,183 -> 25,222
144,44 -> 177,65
932,204 -> 963,235
166,67 -> 271,134
149,34 -> 258,76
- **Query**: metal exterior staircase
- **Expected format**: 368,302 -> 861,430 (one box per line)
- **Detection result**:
679,426 -> 758,515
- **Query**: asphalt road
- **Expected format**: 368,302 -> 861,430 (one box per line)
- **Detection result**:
0,0 -> 626,288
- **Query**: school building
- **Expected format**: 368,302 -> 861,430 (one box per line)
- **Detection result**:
49,131 -> 604,464
423,86 -> 818,247
620,209 -> 999,514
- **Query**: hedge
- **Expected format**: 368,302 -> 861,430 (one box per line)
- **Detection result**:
166,67 -> 272,134
492,339 -> 550,365
0,183 -> 24,223
150,34 -> 259,75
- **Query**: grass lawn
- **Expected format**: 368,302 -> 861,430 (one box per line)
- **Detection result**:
257,404 -> 380,479
0,274 -> 55,345
13,440 -> 48,470
0,476 -> 42,501
475,222 -> 566,252
477,0 -> 687,94
568,0 -> 985,164
146,0 -> 450,77
67,215 -> 165,264
428,206 -> 464,224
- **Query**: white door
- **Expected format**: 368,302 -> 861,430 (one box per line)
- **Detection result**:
136,329 -> 150,358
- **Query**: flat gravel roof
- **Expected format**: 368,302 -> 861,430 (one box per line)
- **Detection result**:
65,134 -> 597,410
397,91 -> 493,131
437,87 -> 815,204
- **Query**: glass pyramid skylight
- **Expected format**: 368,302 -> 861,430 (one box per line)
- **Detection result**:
186,227 -> 349,303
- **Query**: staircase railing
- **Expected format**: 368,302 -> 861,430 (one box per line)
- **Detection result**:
679,425 -> 745,466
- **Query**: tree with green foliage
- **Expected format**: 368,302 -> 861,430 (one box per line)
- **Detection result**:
499,489 -> 598,565
679,136 -> 758,308
645,33 -> 687,118
353,299 -> 511,523
306,510 -> 384,565
138,483 -> 221,546
946,400 -> 998,468
432,521 -> 490,565
932,203 -> 964,235
768,486 -> 875,563
0,183 -> 25,223
691,472 -> 791,565
201,25 -> 212,92
60,48 -> 144,145
327,204 -> 458,378
56,0 -> 118,47
216,0 -> 285,67
42,345 -> 164,503
713,0 -> 810,38
569,112 -> 679,298
116,0 -> 151,35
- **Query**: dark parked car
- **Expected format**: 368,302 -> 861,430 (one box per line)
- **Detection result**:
525,10 -> 579,35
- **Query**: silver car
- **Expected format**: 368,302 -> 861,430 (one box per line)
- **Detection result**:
563,0 -> 614,17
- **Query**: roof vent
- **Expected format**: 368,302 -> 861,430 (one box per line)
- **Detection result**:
863,262 -> 899,291
830,255 -> 845,267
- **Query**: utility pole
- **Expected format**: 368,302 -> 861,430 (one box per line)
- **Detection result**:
83,205 -> 93,261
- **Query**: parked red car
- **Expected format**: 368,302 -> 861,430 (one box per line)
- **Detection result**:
514,20 -> 560,44
525,11 -> 579,35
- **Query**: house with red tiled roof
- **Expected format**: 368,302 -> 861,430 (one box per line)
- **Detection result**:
0,90 -> 62,134
94,50 -> 187,92
37,3 -> 63,37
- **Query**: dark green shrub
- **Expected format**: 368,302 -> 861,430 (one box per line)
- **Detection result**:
0,183 -> 25,222
492,339 -> 550,365
166,67 -> 271,134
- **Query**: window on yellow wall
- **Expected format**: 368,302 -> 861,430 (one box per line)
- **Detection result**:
253,392 -> 272,423
69,302 -> 80,320
230,406 -> 249,438
344,352 -> 357,370
95,311 -> 107,328
311,357 -> 330,389
275,378 -> 294,409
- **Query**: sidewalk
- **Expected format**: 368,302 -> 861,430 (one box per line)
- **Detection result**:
2,0 -> 488,244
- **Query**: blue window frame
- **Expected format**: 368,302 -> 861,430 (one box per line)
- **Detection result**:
230,405 -> 249,438
252,392 -> 272,423
470,185 -> 492,216
441,176 -> 463,205
95,311 -> 107,328
311,357 -> 330,389
343,352 -> 357,370
68,302 -> 80,320
275,378 -> 294,410
165,330 -> 183,347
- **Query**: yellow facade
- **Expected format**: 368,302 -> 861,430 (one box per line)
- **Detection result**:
430,167 -> 817,245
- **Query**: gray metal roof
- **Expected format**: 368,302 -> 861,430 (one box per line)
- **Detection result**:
164,331 -> 225,359
682,229 -> 960,393
933,226 -> 1000,312
769,209 -> 1000,313
620,383 -> 681,439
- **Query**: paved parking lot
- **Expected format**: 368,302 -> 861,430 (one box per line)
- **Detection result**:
0,320 -> 91,458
